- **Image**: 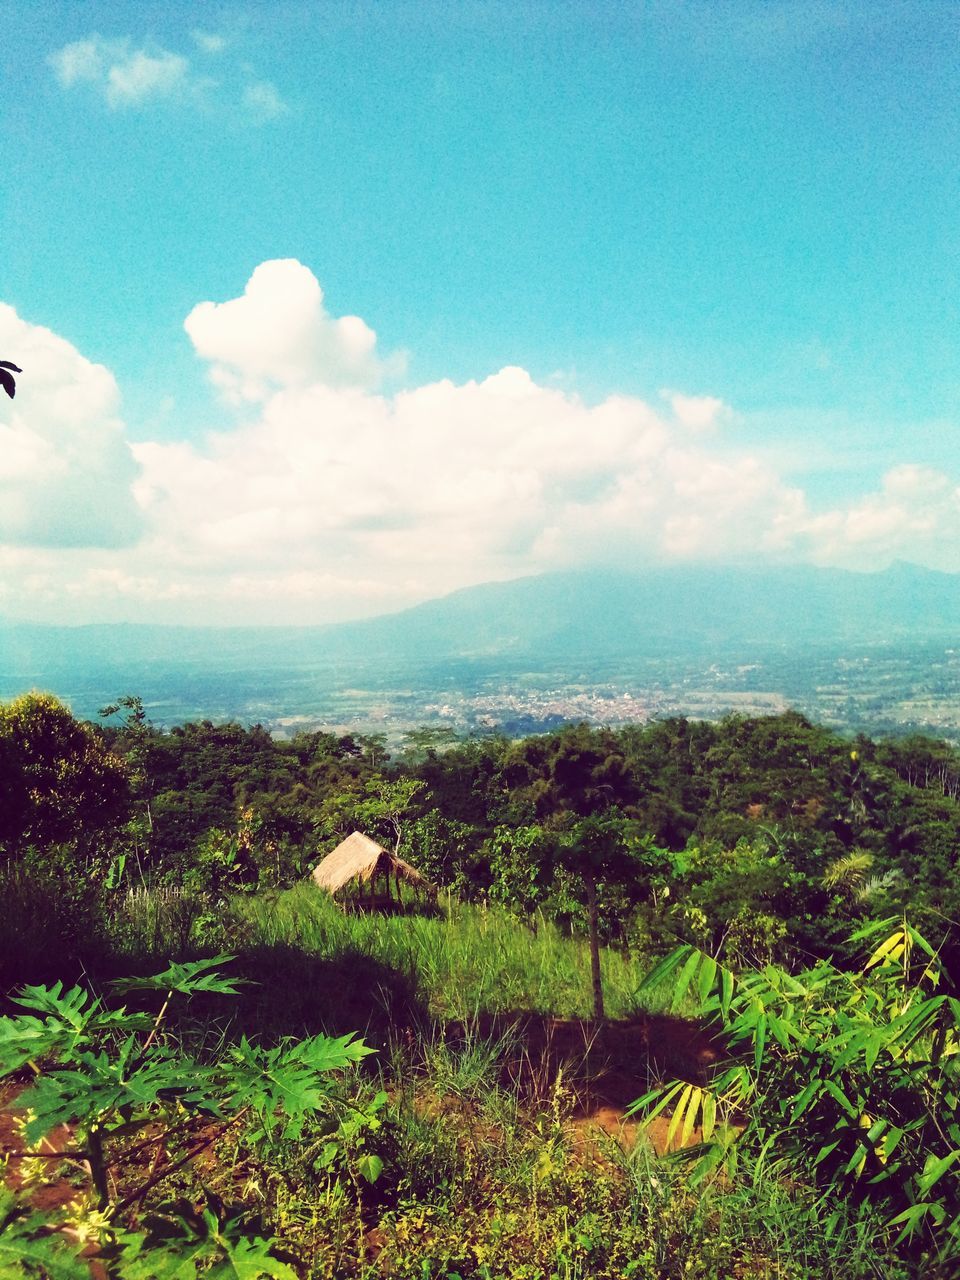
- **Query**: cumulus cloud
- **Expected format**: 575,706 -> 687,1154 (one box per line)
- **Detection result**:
4,261 -> 960,624
131,283 -> 805,610
192,31 -> 227,54
48,34 -> 288,122
243,80 -> 288,122
791,465 -> 960,570
184,260 -> 399,397
0,304 -> 143,548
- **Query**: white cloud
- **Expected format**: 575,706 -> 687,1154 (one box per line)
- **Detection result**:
105,48 -> 189,107
0,304 -> 143,548
4,262 -> 960,624
662,389 -> 730,432
192,31 -> 227,54
184,260 -> 398,396
791,465 -> 960,570
48,35 -> 288,122
48,38 -> 104,88
49,38 -> 189,107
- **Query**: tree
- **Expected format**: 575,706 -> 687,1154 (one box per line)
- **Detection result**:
558,810 -> 643,1021
500,726 -> 641,1020
0,693 -> 130,863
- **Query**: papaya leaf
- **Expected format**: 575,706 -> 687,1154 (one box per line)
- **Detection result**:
112,955 -> 244,997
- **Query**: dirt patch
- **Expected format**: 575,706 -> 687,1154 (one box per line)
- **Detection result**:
440,1009 -> 725,1152
0,1079 -> 85,1209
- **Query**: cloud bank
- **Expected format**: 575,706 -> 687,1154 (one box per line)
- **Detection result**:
2,260 -> 959,623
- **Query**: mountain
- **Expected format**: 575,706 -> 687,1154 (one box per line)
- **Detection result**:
0,562 -> 958,727
1,563 -> 958,677
320,562 -> 960,660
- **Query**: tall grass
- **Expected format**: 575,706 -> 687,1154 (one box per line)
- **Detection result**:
226,882 -> 653,1022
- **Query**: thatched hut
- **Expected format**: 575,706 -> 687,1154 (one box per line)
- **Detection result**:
311,831 -> 436,908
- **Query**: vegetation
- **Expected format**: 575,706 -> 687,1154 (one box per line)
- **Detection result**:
1,693 -> 958,1275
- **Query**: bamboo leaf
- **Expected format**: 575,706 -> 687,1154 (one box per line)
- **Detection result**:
697,956 -> 718,1008
864,929 -> 905,970
672,950 -> 704,1013
753,1011 -> 767,1073
680,1086 -> 702,1148
917,1150 -> 960,1197
635,947 -> 693,999
665,1084 -> 693,1151
700,1090 -> 716,1143
719,966 -> 734,1021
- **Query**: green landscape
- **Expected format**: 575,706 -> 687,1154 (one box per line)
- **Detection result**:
1,692 -> 958,1276
4,5 -> 959,1275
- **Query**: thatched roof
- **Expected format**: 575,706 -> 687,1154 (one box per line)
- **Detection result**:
311,831 -> 436,897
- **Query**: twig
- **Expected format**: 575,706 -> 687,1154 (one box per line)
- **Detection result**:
141,988 -> 175,1056
5,1150 -> 85,1160
111,1107 -> 249,1216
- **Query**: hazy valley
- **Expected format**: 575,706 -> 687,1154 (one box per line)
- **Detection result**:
2,562 -> 959,740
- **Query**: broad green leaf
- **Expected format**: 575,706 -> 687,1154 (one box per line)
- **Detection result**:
686,1138 -> 728,1188
697,956 -> 718,1007
864,929 -> 906,971
627,1079 -> 686,1124
672,949 -> 703,1013
635,946 -> 693,999
753,1011 -> 767,1072
680,1086 -> 704,1149
208,1235 -> 299,1279
112,954 -> 244,997
0,1194 -> 88,1279
842,1143 -> 869,1179
812,1138 -> 841,1167
789,1079 -> 822,1121
821,1079 -> 857,1118
850,916 -> 899,942
357,1153 -> 384,1184
700,1090 -> 716,1143
888,1201 -> 934,1241
719,966 -> 734,1021
665,1083 -> 693,1150
111,1230 -> 204,1280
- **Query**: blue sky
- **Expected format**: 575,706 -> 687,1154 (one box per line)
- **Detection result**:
0,1 -> 958,624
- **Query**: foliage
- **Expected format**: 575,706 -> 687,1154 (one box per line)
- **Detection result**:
0,957 -> 373,1276
0,693 -> 130,863
631,919 -> 960,1266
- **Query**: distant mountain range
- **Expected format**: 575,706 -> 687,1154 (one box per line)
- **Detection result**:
319,561 -> 960,660
1,563 -> 958,727
1,562 -> 959,677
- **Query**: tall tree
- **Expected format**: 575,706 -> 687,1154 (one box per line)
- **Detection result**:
501,725 -> 641,1019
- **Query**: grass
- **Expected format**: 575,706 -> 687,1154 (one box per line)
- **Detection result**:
225,883 -> 657,1022
0,874 -> 918,1278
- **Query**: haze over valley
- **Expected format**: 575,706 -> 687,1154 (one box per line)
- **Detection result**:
4,562 -> 959,740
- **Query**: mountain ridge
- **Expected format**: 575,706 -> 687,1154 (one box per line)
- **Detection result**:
0,562 -> 958,674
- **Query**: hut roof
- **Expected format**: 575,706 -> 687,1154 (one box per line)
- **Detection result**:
311,831 -> 436,897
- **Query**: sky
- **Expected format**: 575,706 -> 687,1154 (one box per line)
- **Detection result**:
0,0 -> 958,625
